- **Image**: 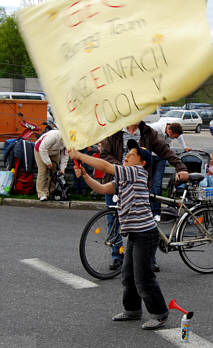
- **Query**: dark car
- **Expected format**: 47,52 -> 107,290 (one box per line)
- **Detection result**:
183,103 -> 212,110
210,120 -> 213,135
198,109 -> 213,128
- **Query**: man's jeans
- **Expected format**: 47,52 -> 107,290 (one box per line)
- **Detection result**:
105,194 -> 123,261
150,156 -> 167,217
121,229 -> 168,318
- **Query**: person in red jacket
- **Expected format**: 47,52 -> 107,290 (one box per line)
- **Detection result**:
91,143 -> 104,200
93,143 -> 104,180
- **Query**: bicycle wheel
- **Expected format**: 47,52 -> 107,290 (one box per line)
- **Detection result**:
177,204 -> 213,273
79,208 -> 124,280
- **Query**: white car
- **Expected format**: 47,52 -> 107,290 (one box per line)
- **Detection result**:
161,110 -> 203,133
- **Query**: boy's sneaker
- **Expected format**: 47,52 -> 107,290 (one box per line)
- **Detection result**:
142,316 -> 168,330
151,262 -> 160,272
112,310 -> 142,321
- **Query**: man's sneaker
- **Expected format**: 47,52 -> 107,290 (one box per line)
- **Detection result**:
154,215 -> 161,222
151,262 -> 160,272
40,196 -> 47,201
109,259 -> 123,270
112,310 -> 142,321
142,316 -> 168,330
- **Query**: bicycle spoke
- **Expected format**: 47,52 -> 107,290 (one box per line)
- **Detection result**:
79,208 -> 125,280
178,205 -> 213,273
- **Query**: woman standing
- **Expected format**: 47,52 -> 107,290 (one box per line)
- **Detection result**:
34,129 -> 68,200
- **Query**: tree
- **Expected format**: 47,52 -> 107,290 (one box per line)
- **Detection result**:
184,75 -> 213,106
0,9 -> 36,78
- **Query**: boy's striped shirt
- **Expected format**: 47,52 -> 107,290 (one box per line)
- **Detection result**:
114,165 -> 156,233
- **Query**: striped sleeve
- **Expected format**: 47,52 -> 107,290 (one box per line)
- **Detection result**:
114,165 -> 137,183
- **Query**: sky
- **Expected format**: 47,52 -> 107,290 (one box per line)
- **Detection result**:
0,0 -> 20,8
207,0 -> 213,33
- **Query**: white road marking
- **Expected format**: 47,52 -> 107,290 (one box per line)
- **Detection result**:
20,258 -> 98,289
156,328 -> 213,347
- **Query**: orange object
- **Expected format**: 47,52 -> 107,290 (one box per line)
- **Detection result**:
195,217 -> 203,224
95,227 -> 101,235
168,299 -> 188,314
0,99 -> 48,141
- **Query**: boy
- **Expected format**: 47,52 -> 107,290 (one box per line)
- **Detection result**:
69,139 -> 168,330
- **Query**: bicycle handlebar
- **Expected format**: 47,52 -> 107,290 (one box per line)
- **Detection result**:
20,119 -> 41,132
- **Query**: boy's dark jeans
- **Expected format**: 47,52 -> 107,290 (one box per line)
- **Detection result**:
121,229 -> 168,319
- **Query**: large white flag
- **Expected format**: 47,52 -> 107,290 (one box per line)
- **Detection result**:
17,0 -> 213,149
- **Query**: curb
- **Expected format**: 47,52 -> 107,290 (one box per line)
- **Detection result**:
2,198 -> 105,210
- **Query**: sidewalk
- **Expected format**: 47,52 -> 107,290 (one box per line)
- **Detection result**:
0,197 -> 105,210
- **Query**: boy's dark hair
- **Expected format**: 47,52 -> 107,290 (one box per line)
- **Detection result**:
168,123 -> 183,135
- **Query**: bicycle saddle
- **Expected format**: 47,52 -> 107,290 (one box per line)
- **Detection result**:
188,173 -> 204,184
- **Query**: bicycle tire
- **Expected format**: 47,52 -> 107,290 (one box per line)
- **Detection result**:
177,204 -> 213,273
79,208 -> 123,280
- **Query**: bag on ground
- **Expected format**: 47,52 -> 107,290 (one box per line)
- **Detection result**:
13,159 -> 34,195
0,171 -> 14,196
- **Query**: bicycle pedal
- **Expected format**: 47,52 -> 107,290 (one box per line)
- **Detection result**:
159,239 -> 168,253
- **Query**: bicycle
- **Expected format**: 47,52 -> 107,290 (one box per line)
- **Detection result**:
48,161 -> 71,201
79,173 -> 213,280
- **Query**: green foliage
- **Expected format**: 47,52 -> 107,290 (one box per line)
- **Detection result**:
190,75 -> 213,105
0,8 -> 36,78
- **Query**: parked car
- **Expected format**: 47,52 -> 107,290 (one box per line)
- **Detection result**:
143,107 -> 161,123
0,91 -> 46,100
210,120 -> 213,135
183,103 -> 212,110
159,106 -> 179,114
161,110 -> 203,133
198,109 -> 213,128
0,91 -> 51,122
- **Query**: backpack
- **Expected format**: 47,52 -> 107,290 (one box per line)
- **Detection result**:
3,138 -> 17,156
13,159 -> 34,195
49,170 -> 71,201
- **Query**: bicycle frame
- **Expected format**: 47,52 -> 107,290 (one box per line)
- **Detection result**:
150,183 -> 213,251
79,176 -> 213,279
105,215 -> 119,246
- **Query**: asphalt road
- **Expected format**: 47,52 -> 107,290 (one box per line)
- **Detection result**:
0,206 -> 213,348
170,128 -> 212,150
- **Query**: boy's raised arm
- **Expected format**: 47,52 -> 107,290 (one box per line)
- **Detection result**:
69,148 -> 115,175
